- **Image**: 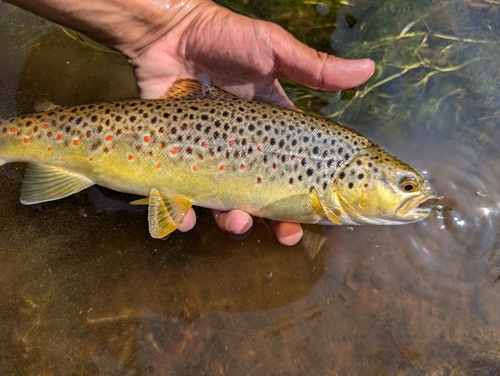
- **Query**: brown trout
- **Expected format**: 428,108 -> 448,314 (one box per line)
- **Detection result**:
0,79 -> 439,238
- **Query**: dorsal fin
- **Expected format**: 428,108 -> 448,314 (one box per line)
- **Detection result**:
160,79 -> 240,101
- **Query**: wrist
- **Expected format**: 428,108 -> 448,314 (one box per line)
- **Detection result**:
5,0 -> 214,58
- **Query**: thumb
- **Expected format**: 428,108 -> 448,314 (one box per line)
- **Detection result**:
271,26 -> 375,91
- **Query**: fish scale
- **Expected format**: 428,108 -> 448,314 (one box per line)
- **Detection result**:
0,79 -> 438,238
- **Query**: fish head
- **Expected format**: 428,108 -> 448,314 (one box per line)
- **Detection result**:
332,147 -> 439,225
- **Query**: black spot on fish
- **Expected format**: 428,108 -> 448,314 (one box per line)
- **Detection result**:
307,168 -> 314,176
323,182 -> 328,190
201,114 -> 209,121
97,125 -> 103,133
313,146 -> 319,155
75,117 -> 83,125
204,126 -> 211,134
348,182 -> 354,189
344,153 -> 350,160
270,138 -> 276,145
171,127 -> 177,134
196,124 -> 202,131
214,120 -> 221,127
303,136 -> 309,142
279,140 -> 285,148
91,115 -> 98,123
358,174 -> 364,179
339,172 -> 345,179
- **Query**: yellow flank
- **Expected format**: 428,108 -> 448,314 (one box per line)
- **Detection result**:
0,79 -> 440,238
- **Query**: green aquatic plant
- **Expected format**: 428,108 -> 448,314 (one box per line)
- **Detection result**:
218,0 -> 500,139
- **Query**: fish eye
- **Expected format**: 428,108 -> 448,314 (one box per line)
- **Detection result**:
399,175 -> 418,192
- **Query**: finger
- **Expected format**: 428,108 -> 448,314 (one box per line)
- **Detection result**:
271,221 -> 304,246
212,209 -> 253,234
177,208 -> 197,232
270,25 -> 375,91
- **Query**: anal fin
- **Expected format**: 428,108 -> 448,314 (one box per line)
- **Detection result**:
21,163 -> 94,204
147,188 -> 192,238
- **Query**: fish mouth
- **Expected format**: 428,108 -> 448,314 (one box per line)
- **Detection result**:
396,182 -> 443,222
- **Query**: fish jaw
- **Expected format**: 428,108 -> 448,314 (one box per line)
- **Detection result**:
394,181 -> 442,223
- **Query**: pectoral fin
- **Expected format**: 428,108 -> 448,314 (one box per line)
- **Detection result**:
147,188 -> 192,238
21,163 -> 94,204
311,188 -> 343,225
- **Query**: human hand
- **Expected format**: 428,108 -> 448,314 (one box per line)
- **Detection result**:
126,1 -> 375,245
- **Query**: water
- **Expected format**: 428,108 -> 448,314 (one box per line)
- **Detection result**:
2,0 -> 500,374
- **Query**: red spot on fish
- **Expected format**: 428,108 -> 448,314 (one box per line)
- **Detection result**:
86,130 -> 92,138
228,140 -> 235,147
257,177 -> 262,184
43,124 -> 49,129
125,133 -> 131,139
144,135 -> 151,143
128,154 -> 134,160
257,146 -> 263,152
23,137 -> 30,143
240,164 -> 246,170
47,147 -> 52,151
10,127 -> 16,133
170,146 -> 179,155
182,124 -> 189,130
89,157 -> 94,162
273,163 -> 278,169
56,133 -> 63,141
105,135 -> 113,142
192,165 -> 197,172
291,155 -> 296,161
156,163 -> 161,169
219,165 -> 225,171
201,141 -> 208,148
73,140 -> 79,146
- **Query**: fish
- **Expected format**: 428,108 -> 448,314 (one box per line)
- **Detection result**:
0,79 -> 440,238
